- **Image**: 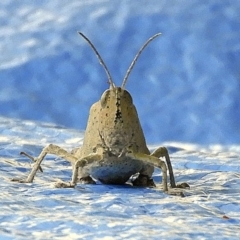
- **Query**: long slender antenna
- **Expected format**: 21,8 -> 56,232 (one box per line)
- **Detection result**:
78,32 -> 115,89
121,33 -> 161,89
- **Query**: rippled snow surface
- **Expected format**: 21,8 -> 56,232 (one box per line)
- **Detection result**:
0,117 -> 240,239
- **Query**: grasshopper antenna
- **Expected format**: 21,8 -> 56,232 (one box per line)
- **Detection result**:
121,33 -> 161,89
78,32 -> 115,89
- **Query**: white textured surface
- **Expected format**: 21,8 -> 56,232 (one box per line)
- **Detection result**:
1,117 -> 240,239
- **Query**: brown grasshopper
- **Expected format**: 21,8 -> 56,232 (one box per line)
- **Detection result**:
12,32 -> 189,194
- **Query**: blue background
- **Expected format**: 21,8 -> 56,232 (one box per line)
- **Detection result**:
1,0 -> 240,144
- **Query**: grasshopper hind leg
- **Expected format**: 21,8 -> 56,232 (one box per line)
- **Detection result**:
151,147 -> 190,189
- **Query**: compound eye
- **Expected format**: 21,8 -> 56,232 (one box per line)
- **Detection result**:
122,90 -> 133,105
100,90 -> 110,108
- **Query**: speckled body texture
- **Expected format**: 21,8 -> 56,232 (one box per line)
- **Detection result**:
74,87 -> 154,184
81,155 -> 144,184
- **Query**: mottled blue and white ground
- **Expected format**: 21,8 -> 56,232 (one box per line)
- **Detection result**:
1,1 -> 240,239
1,117 -> 240,239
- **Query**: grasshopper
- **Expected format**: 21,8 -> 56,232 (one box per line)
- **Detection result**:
12,32 -> 189,194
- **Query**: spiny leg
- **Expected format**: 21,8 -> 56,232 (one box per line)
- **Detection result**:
20,151 -> 43,172
151,147 -> 189,189
151,147 -> 176,188
127,152 -> 168,192
55,153 -> 102,188
11,144 -> 78,184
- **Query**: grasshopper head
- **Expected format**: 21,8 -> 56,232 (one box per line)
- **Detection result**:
79,32 -> 161,154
